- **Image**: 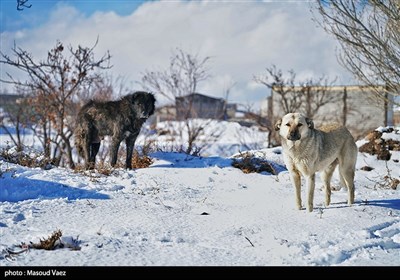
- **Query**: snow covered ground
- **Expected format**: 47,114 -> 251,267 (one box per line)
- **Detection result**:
0,123 -> 399,267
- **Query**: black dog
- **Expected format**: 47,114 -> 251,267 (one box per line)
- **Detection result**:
74,91 -> 155,169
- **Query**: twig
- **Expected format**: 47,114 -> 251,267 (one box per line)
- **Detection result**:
318,207 -> 324,219
244,236 -> 255,247
86,199 -> 96,208
97,224 -> 105,235
156,196 -> 172,210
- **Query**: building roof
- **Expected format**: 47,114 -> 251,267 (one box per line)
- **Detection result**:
271,85 -> 387,92
176,92 -> 225,102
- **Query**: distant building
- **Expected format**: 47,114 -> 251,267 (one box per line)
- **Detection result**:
155,96 -> 263,128
0,94 -> 23,106
0,93 -> 24,116
261,85 -> 396,140
175,93 -> 226,120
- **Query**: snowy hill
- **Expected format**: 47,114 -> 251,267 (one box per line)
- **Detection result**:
1,130 -> 399,266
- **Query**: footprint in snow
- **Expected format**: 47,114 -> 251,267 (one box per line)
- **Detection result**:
12,213 -> 25,223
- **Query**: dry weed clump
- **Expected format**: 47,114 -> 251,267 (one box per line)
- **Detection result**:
131,150 -> 153,169
0,146 -> 53,169
359,128 -> 400,161
30,229 -> 63,250
73,160 -> 122,177
131,141 -> 155,169
232,152 -> 277,175
16,229 -> 82,251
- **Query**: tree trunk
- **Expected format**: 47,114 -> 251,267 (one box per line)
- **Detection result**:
63,135 -> 75,169
342,87 -> 347,126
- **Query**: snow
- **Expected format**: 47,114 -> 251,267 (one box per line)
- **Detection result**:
0,122 -> 399,267
381,131 -> 400,142
140,119 -> 269,157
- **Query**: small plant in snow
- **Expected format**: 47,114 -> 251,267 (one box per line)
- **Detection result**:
0,145 -> 53,169
367,161 -> 400,190
96,160 -> 120,176
231,151 -> 277,175
74,161 -> 120,177
131,149 -> 153,169
30,229 -> 63,250
131,141 -> 155,169
86,199 -> 96,208
318,207 -> 324,219
97,224 -> 105,236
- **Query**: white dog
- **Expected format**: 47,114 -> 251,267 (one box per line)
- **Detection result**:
275,113 -> 357,212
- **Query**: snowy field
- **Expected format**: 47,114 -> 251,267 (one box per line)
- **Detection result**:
0,122 -> 399,267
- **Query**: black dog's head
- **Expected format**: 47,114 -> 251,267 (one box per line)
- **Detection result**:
131,91 -> 156,119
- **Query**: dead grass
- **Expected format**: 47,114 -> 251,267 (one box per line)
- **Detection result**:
30,229 -> 63,250
0,146 -> 53,169
131,149 -> 153,168
359,128 -> 400,161
232,151 -> 277,175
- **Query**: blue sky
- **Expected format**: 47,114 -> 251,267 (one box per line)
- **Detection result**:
0,0 -> 354,108
1,0 -> 146,32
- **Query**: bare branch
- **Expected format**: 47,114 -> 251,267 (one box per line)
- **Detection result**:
0,40 -> 112,168
314,0 -> 400,104
139,48 -> 214,155
139,47 -> 211,102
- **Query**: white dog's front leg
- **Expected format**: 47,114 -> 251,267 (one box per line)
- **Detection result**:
306,174 -> 316,212
289,169 -> 302,210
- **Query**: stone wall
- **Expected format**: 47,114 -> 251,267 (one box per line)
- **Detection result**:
263,86 -> 394,142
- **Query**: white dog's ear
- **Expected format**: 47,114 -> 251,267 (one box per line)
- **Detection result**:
274,119 -> 282,131
306,118 -> 314,129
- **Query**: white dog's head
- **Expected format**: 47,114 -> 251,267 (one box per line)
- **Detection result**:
275,113 -> 314,141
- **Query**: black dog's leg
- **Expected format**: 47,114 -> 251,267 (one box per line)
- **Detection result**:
91,143 -> 100,159
87,129 -> 100,170
89,143 -> 100,165
83,141 -> 92,169
125,133 -> 139,169
110,137 -> 122,167
79,118 -> 92,170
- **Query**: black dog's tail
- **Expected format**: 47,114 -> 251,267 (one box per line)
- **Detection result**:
74,124 -> 86,158
74,101 -> 96,159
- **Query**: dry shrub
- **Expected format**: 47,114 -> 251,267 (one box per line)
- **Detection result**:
232,152 -> 277,175
359,128 -> 400,161
72,163 -> 87,173
31,229 -> 62,250
96,160 -> 122,175
130,140 -> 155,169
0,146 -> 53,169
73,160 -> 121,177
387,139 -> 400,151
74,149 -> 152,176
366,159 -> 400,190
26,229 -> 81,251
131,149 -> 153,169
386,176 -> 400,190
373,173 -> 400,190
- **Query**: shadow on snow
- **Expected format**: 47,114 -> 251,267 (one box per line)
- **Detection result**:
367,199 -> 400,211
326,199 -> 400,211
149,151 -> 233,169
0,177 -> 109,202
148,151 -> 287,175
0,126 -> 32,136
